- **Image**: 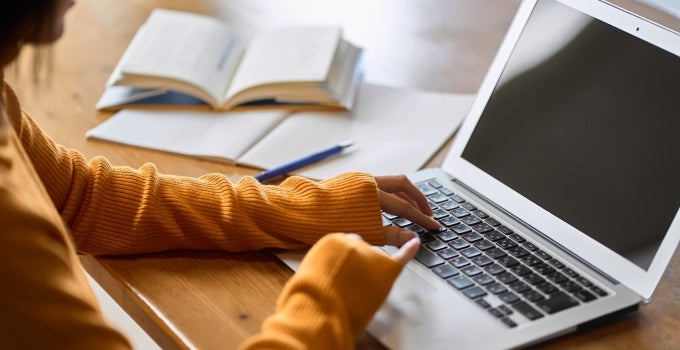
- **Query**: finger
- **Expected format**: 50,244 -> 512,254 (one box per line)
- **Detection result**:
383,226 -> 418,246
392,237 -> 421,266
376,175 -> 432,215
380,190 -> 440,230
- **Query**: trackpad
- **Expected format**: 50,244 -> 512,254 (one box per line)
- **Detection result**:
371,247 -> 439,328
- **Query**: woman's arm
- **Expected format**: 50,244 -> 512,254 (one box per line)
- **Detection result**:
239,233 -> 418,350
4,83 -> 385,255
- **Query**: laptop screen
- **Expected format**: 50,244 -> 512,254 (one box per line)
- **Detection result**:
460,0 -> 680,271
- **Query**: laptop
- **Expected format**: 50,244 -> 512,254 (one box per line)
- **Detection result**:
277,0 -> 680,348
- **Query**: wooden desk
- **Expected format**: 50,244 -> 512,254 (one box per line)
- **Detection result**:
7,0 -> 680,349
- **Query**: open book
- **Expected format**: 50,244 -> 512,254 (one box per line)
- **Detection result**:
87,82 -> 475,180
96,9 -> 363,111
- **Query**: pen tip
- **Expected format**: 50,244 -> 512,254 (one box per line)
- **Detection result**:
339,140 -> 354,148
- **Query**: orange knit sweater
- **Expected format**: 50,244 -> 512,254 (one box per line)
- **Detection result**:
0,77 -> 402,349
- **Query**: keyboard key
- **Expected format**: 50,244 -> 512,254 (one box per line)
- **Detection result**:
417,232 -> 436,243
452,224 -> 472,234
450,194 -> 466,203
509,264 -> 533,276
520,254 -> 543,266
439,200 -> 459,210
484,263 -> 506,275
416,183 -> 438,195
473,239 -> 495,251
512,301 -> 544,320
392,217 -> 413,227
415,248 -> 445,267
590,286 -> 609,297
382,212 -> 398,220
475,298 -> 491,309
562,268 -> 579,278
499,291 -> 520,304
427,180 -> 443,189
461,265 -> 483,277
500,317 -> 518,328
486,282 -> 508,295
508,281 -> 531,293
536,282 -> 559,294
440,187 -> 455,196
485,231 -> 506,241
488,308 -> 505,318
461,215 -> 482,226
507,233 -> 526,243
460,247 -> 482,258
496,238 -> 518,250
449,239 -> 470,250
561,280 -> 583,292
447,275 -> 474,290
461,232 -> 483,243
522,241 -> 539,251
471,255 -> 494,267
450,257 -> 471,268
474,274 -> 495,285
536,291 -> 579,314
497,256 -> 519,267
485,217 -> 501,227
471,222 -> 494,233
533,263 -> 556,275
507,246 -> 530,258
547,259 -> 566,269
496,225 -> 513,235
405,223 -> 426,233
576,277 -> 594,287
546,272 -> 568,284
426,240 -> 448,251
486,248 -> 507,259
473,210 -> 489,219
433,264 -> 459,279
535,250 -> 552,260
450,208 -> 470,218
440,216 -> 461,227
572,289 -> 597,302
463,286 -> 488,299
437,230 -> 458,242
498,305 -> 514,315
523,273 -> 545,285
429,193 -> 449,204
437,247 -> 459,260
522,290 -> 546,302
433,208 -> 449,218
497,272 -> 518,284
461,202 -> 477,211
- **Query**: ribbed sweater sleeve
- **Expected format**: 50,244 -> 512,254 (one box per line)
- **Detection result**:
239,233 -> 403,350
3,81 -> 385,255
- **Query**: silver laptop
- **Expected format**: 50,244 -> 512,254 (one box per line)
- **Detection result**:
278,0 -> 680,348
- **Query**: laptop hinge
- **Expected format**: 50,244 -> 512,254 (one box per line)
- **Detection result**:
452,178 -> 621,286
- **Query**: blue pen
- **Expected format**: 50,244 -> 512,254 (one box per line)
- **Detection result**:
254,140 -> 354,182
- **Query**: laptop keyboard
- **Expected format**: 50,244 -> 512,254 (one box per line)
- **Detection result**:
382,179 -> 609,328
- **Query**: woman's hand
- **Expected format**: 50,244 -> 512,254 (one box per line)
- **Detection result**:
375,175 -> 441,246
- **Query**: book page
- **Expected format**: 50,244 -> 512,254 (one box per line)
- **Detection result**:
117,9 -> 244,105
237,82 -> 476,180
225,26 -> 341,103
85,109 -> 287,164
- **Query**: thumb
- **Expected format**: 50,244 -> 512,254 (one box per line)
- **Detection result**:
391,237 -> 420,266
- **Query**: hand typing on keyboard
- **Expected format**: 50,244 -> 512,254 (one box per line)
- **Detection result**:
375,175 -> 442,246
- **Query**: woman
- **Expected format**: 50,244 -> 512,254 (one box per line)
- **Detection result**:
1,1 -> 440,349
